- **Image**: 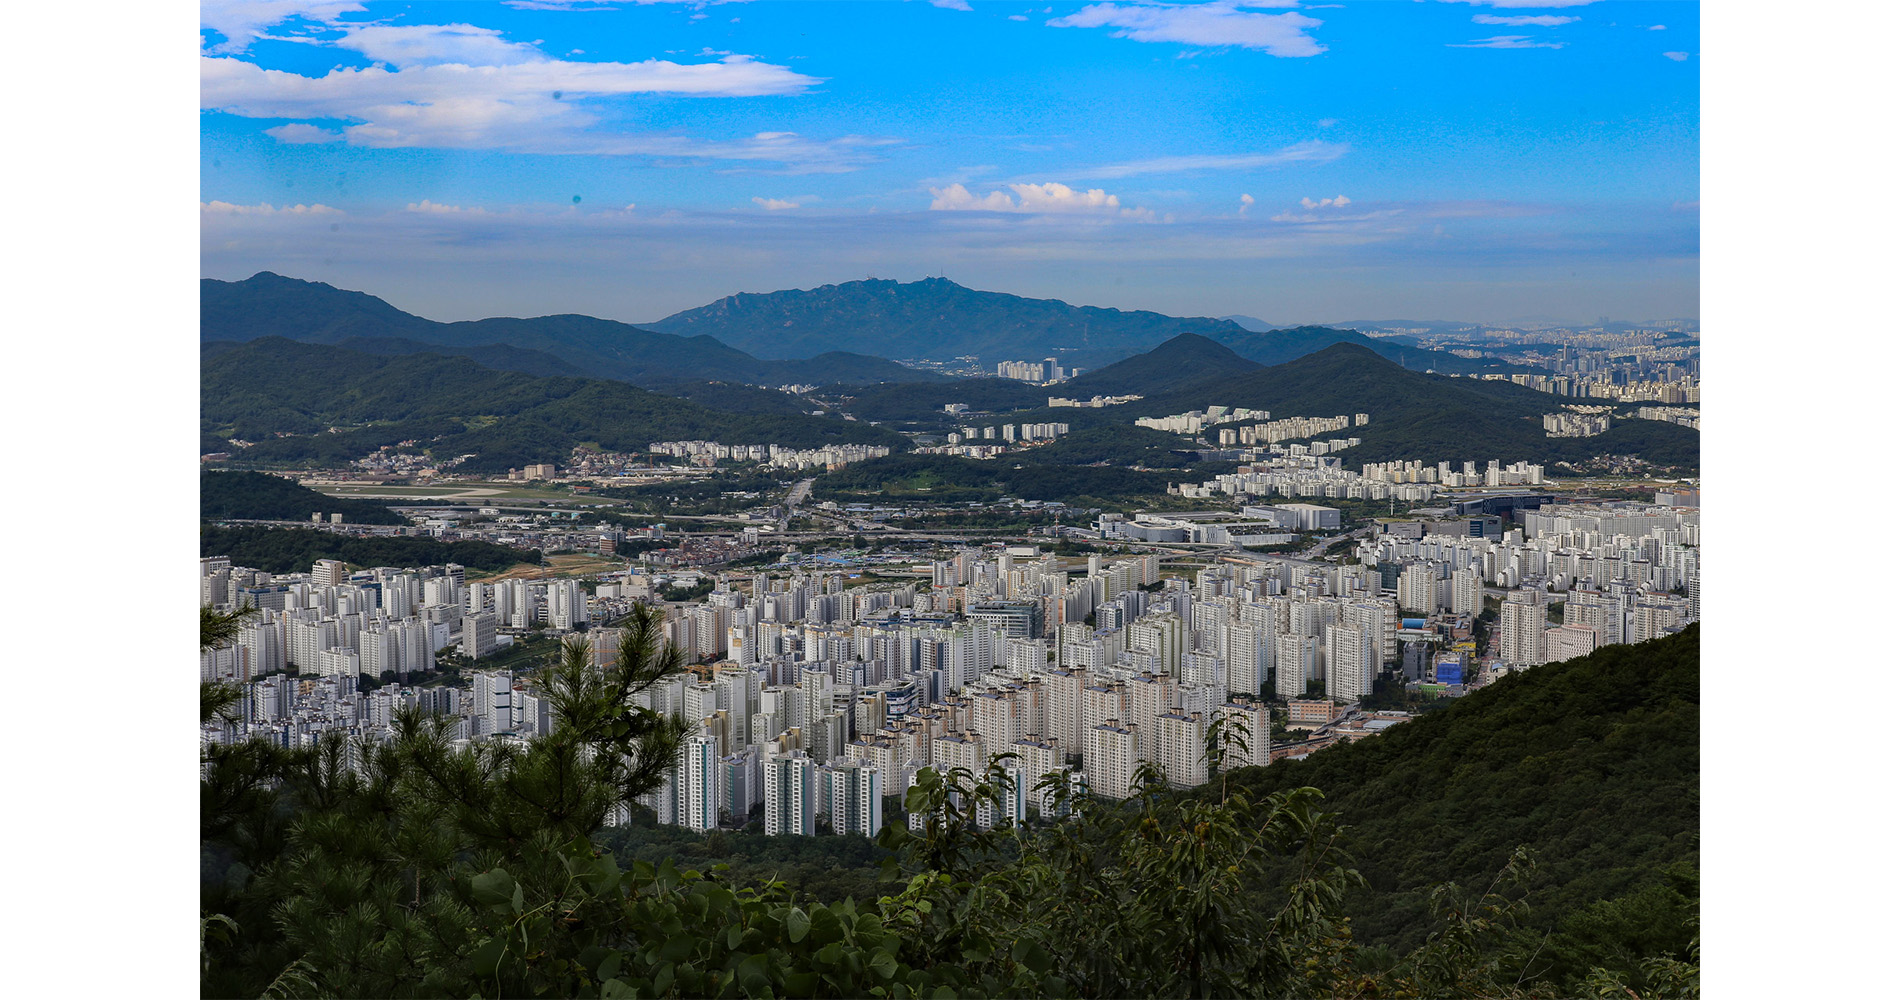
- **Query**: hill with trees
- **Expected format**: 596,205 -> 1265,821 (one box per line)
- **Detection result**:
201,338 -> 911,473
1059,333 -> 1264,397
647,276 -> 1247,366
1217,625 -> 1700,989
201,524 -> 539,574
1116,343 -> 1698,471
201,470 -> 408,525
202,272 -> 938,388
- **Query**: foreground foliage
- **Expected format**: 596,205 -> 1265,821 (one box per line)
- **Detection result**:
202,615 -> 1699,999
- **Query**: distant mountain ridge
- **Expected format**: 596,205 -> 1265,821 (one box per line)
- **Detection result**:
201,273 -> 941,389
647,276 -> 1247,367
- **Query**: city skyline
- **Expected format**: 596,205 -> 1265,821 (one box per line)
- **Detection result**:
200,1 -> 1699,327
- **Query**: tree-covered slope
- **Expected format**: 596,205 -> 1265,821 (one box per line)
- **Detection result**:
1059,333 -> 1264,397
1218,625 -> 1700,961
202,339 -> 910,472
1113,343 -> 1698,470
201,470 -> 407,525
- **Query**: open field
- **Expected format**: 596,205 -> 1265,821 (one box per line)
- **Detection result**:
470,552 -> 626,583
309,482 -> 599,502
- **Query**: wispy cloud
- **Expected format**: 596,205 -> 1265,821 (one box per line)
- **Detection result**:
201,200 -> 343,215
1071,139 -> 1347,179
752,196 -> 813,210
928,0 -> 974,10
1472,14 -> 1579,27
1048,2 -> 1326,58
1448,35 -> 1566,50
1239,193 -> 1254,216
1663,51 -> 1689,61
1300,195 -> 1351,209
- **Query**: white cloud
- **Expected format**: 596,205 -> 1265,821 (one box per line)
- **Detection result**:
263,123 -> 344,143
200,52 -> 868,165
1009,14 -> 1029,21
1075,139 -> 1347,179
1239,193 -> 1254,216
1662,51 -> 1689,61
1648,24 -> 1667,31
752,196 -> 803,210
1448,36 -> 1566,50
1472,14 -> 1579,26
329,23 -> 546,67
201,200 -> 342,215
1048,2 -> 1326,58
929,182 -> 1156,220
1317,117 -> 1338,128
1299,195 -> 1351,209
929,0 -> 974,10
200,1 -> 366,55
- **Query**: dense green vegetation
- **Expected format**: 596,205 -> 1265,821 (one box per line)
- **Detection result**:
201,470 -> 408,525
201,524 -> 539,574
1214,626 -> 1700,984
201,616 -> 1698,998
202,338 -> 909,472
1021,423 -> 1218,469
823,378 -> 1051,424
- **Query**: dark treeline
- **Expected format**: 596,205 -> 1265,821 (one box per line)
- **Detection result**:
201,470 -> 408,525
200,524 -> 539,574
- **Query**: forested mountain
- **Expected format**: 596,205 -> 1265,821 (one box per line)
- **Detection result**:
1059,333 -> 1263,397
202,338 -> 910,472
202,272 -> 939,387
1124,343 -> 1698,470
647,276 -> 1247,365
201,470 -> 407,525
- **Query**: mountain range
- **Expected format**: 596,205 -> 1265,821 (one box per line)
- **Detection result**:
646,276 -> 1246,368
202,272 -> 940,389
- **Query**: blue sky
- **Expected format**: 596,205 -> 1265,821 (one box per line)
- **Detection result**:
200,1 -> 1699,326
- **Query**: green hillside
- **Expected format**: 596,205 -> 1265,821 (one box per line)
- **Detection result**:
1059,332 -> 1263,397
201,470 -> 407,525
203,339 -> 910,473
1116,343 -> 1698,471
1220,626 -> 1699,982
